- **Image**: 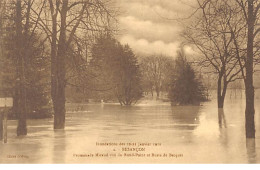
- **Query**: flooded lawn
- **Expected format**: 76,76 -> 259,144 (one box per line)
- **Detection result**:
0,90 -> 260,163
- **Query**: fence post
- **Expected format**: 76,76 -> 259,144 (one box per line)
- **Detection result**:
0,110 -> 3,141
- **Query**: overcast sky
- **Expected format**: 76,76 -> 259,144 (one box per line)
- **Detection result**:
115,0 -> 197,58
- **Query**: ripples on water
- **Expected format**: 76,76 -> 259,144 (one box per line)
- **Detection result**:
0,90 -> 260,163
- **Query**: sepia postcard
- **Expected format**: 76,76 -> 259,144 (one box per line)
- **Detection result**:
0,0 -> 260,164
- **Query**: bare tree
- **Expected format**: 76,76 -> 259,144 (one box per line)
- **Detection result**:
140,55 -> 174,99
183,0 -> 244,108
233,0 -> 260,138
15,0 -> 48,136
186,0 -> 260,137
32,0 -> 116,129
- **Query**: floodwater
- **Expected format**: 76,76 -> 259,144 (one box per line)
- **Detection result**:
0,90 -> 260,164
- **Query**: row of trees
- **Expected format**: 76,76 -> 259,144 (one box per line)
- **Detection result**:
184,0 -> 260,138
0,0 -> 205,137
1,0 -> 246,139
87,37 -> 206,106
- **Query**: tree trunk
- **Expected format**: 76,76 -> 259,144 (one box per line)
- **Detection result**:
53,0 -> 68,129
156,86 -> 160,99
16,0 -> 27,136
218,108 -> 226,128
49,0 -> 58,128
217,74 -> 224,108
217,77 -> 228,108
53,45 -> 66,129
217,96 -> 224,108
53,90 -> 65,129
245,0 -> 255,138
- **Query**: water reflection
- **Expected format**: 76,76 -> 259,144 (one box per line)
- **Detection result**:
218,109 -> 227,128
217,109 -> 228,148
171,106 -> 200,130
246,138 -> 257,163
52,130 -> 67,163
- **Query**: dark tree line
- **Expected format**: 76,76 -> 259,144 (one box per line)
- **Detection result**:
3,1 -> 51,120
0,0 -> 52,135
0,0 -> 117,135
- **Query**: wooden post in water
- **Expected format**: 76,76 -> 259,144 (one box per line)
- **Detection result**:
0,110 -> 3,141
0,97 -> 12,143
3,107 -> 7,143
